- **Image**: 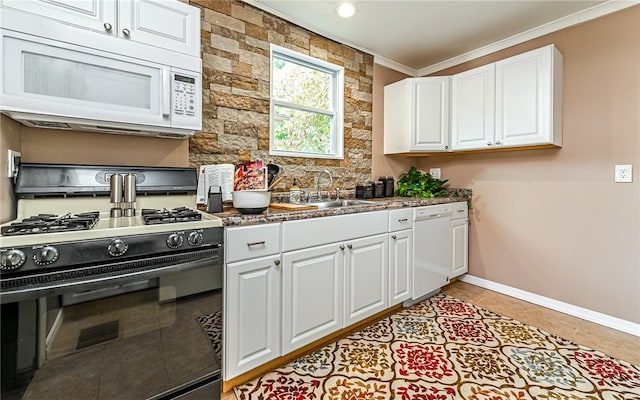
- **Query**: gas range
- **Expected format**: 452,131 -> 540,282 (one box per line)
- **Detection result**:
0,164 -> 223,303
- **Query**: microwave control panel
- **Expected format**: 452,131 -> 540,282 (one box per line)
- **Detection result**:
173,74 -> 198,118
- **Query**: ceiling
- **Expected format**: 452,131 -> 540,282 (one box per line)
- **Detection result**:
243,0 -> 632,75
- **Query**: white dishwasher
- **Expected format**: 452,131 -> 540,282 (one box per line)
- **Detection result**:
411,204 -> 453,302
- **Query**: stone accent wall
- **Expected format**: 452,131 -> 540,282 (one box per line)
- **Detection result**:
189,0 -> 374,192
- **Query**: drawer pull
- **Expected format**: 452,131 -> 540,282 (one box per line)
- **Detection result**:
457,209 -> 465,213
274,259 -> 281,266
347,244 -> 353,249
398,218 -> 408,222
247,241 -> 266,247
391,235 -> 397,240
340,245 -> 345,251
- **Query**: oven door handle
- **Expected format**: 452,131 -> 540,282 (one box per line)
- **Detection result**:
0,255 -> 221,304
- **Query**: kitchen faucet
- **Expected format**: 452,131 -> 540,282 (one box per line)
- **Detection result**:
316,170 -> 333,201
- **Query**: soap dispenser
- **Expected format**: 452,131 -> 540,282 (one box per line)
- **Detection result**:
289,178 -> 301,203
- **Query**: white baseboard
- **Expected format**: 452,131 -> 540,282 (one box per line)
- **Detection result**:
459,274 -> 640,337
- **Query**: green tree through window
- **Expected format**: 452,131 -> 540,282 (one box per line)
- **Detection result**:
270,45 -> 344,159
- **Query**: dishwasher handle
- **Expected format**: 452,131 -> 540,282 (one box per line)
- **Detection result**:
414,207 -> 451,221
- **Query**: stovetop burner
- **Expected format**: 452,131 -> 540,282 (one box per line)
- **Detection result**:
1,212 -> 100,236
141,207 -> 202,225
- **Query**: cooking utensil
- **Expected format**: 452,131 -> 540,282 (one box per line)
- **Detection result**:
268,176 -> 284,190
266,163 -> 283,186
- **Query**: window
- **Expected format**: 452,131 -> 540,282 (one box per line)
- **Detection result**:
270,45 -> 344,159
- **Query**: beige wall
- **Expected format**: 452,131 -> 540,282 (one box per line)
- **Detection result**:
0,116 -> 22,222
376,7 -> 639,323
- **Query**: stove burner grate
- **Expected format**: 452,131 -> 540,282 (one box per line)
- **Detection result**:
1,212 -> 100,236
141,207 -> 202,225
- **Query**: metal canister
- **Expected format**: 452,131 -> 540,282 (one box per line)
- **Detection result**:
379,176 -> 394,197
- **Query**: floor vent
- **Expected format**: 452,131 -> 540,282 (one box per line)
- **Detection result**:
76,320 -> 119,350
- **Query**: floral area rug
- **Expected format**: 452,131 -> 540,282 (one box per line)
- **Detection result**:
234,293 -> 640,399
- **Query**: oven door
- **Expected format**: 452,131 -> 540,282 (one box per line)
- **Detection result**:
0,255 -> 223,400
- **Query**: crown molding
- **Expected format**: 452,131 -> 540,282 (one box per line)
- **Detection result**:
373,55 -> 417,77
416,0 -> 639,76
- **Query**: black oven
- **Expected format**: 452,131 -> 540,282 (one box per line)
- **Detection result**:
1,239 -> 224,400
1,164 -> 225,400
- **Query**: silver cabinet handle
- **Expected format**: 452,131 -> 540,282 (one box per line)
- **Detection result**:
398,218 -> 408,223
347,244 -> 353,249
247,241 -> 265,247
495,140 -> 502,145
274,259 -> 280,266
457,209 -> 465,213
104,22 -> 113,32
487,142 -> 493,146
340,245 -> 345,250
391,235 -> 397,240
122,28 -> 131,36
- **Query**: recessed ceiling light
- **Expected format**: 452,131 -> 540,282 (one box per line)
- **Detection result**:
336,2 -> 357,18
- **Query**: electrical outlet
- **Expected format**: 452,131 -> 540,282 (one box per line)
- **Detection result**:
615,164 -> 632,183
429,168 -> 441,179
6,150 -> 21,179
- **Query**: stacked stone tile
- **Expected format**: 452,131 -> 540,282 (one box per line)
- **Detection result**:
189,0 -> 374,192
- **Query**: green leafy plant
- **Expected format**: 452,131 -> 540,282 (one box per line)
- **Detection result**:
396,167 -> 449,198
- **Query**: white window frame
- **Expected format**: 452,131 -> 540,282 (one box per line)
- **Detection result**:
269,44 -> 344,159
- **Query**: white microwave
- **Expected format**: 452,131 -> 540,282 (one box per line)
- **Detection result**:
0,28 -> 202,139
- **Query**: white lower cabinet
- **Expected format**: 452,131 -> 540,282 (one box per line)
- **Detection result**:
451,202 -> 469,278
281,244 -> 344,354
344,234 -> 389,326
225,255 -> 281,379
388,208 -> 412,306
282,234 -> 388,354
389,229 -> 412,305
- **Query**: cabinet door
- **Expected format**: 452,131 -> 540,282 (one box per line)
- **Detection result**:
225,256 -> 281,379
451,63 -> 496,150
496,45 -> 562,147
389,229 -> 412,306
344,234 -> 389,326
118,0 -> 200,56
1,0 -> 117,35
412,77 -> 450,151
282,244 -> 343,354
451,219 -> 469,278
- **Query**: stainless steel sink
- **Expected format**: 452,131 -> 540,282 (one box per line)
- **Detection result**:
308,199 -> 376,209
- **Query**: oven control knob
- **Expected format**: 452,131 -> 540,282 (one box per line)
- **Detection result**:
33,246 -> 59,266
187,231 -> 203,246
1,249 -> 27,270
108,239 -> 128,256
167,233 -> 184,249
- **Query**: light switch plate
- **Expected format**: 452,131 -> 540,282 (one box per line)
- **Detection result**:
429,168 -> 441,179
6,150 -> 21,178
614,164 -> 632,183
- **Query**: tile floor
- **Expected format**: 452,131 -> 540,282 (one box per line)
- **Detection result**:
221,280 -> 640,399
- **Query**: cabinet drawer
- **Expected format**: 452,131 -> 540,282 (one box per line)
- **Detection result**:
226,223 -> 281,263
451,202 -> 468,219
388,208 -> 412,232
282,211 -> 388,252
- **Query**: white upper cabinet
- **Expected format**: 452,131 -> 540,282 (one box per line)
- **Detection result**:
451,63 -> 496,150
452,44 -> 563,151
495,45 -> 563,148
384,77 -> 451,154
0,0 -> 201,57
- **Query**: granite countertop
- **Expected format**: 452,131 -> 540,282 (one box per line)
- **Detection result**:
208,192 -> 470,227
